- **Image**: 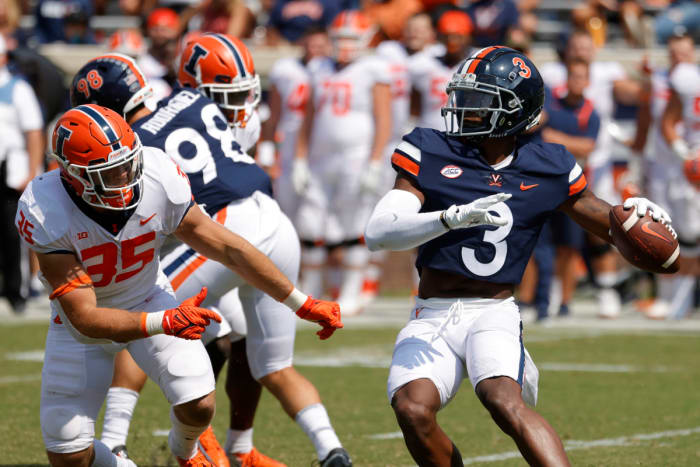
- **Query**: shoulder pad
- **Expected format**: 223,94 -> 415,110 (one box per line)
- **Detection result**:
519,141 -> 576,176
16,172 -> 73,252
142,146 -> 192,206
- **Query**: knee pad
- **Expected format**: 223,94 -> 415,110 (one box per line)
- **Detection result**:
150,338 -> 215,406
246,336 -> 294,380
41,405 -> 92,453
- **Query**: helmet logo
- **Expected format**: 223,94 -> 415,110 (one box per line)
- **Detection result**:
76,70 -> 104,99
184,44 -> 209,79
55,125 -> 73,159
512,57 -> 531,79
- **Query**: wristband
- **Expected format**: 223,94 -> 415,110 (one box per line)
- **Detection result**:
439,210 -> 451,230
140,310 -> 165,337
671,139 -> 690,161
282,287 -> 309,312
257,141 -> 276,167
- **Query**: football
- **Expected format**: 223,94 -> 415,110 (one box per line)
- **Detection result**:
609,205 -> 680,274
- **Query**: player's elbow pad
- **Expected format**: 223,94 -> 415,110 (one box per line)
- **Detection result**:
365,211 -> 403,251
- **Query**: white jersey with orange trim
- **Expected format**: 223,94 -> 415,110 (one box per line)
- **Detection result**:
15,146 -> 193,311
376,41 -> 412,141
540,60 -> 626,168
409,51 -> 459,131
307,54 -> 392,160
669,63 -> 700,150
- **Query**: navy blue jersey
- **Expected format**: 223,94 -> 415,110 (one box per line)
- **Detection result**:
391,127 -> 587,284
545,92 -> 600,139
133,88 -> 272,216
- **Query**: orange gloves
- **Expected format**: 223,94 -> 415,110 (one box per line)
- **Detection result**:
294,296 -> 344,340
141,287 -> 221,340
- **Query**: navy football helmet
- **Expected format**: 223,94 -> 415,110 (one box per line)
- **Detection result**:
442,46 -> 544,138
70,54 -> 153,116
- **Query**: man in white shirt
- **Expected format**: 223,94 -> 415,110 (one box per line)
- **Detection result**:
0,34 -> 43,313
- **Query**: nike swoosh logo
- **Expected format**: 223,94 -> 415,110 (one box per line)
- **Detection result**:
520,182 -> 539,191
140,213 -> 157,226
640,222 -> 673,244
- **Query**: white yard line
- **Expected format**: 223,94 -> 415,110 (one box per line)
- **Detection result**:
0,374 -> 41,384
368,427 -> 700,465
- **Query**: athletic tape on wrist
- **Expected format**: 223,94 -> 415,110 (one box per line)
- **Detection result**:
140,310 -> 166,337
439,210 -> 451,230
282,287 -> 309,312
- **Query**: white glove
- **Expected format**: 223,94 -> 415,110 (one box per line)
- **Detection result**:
623,197 -> 672,224
360,160 -> 384,195
291,158 -> 311,195
441,193 -> 512,229
671,139 -> 691,162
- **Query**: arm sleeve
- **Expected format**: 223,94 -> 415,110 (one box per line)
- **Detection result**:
364,189 -> 448,251
13,79 -> 44,131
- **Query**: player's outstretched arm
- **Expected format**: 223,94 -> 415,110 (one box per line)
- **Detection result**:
365,174 -> 511,251
36,252 -> 220,343
559,190 -> 673,243
175,204 -> 343,339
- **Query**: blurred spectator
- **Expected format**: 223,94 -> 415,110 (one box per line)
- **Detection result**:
543,59 -> 601,318
266,0 -> 350,44
515,0 -> 538,37
33,0 -> 94,43
463,0 -> 519,47
181,0 -> 255,37
118,0 -> 158,16
360,0 -> 423,41
62,4 -> 96,44
655,0 -> 700,44
139,8 -> 180,89
0,0 -> 22,46
573,0 -> 653,47
0,35 -> 44,314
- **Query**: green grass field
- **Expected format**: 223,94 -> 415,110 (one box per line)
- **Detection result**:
3,319 -> 700,466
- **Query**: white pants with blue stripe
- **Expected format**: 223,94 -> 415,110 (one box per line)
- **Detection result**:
387,297 -> 539,408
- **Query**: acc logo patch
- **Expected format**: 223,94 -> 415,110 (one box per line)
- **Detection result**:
440,165 -> 463,179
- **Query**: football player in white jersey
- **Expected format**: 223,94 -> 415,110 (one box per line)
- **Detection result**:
540,29 -> 648,318
658,48 -> 700,319
72,43 -> 351,467
628,34 -> 696,319
18,105 -> 343,467
409,10 -> 474,132
259,26 -> 330,219
293,10 -> 392,315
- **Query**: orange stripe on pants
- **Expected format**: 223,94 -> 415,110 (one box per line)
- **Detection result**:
170,207 -> 228,291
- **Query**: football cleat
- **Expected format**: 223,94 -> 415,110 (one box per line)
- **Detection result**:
112,444 -> 130,459
317,448 -> 352,467
177,448 -> 216,467
229,447 -> 287,467
197,425 -> 230,467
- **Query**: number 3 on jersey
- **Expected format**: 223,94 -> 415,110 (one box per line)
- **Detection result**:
164,103 -> 254,184
461,202 -> 513,276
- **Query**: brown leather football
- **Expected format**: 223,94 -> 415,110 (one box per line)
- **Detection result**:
609,205 -> 680,274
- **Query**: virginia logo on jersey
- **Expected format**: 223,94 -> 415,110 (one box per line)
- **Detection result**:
487,173 -> 503,187
440,165 -> 463,179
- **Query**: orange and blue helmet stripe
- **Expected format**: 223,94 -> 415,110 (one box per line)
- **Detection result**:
206,33 -> 249,78
75,105 -> 123,152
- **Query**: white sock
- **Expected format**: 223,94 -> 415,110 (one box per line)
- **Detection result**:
338,246 -> 369,306
597,271 -> 619,288
295,403 -> 341,460
91,439 -> 136,467
101,387 -> 139,450
168,408 -> 208,460
669,275 -> 696,319
224,428 -> 254,454
300,246 -> 326,298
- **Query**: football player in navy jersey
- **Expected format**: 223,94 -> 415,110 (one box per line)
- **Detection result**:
365,46 -> 675,466
70,45 -> 351,467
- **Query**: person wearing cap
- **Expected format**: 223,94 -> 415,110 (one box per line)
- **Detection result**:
138,7 -> 180,88
0,34 -> 44,313
408,9 -> 474,131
